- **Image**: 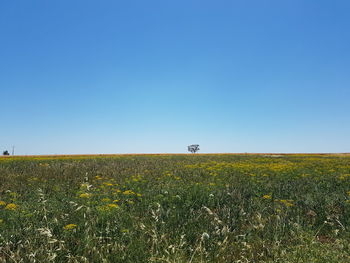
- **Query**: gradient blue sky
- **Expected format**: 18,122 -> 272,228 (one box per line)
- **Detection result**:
1,0 -> 349,155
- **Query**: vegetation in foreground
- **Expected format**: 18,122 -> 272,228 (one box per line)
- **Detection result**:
1,154 -> 350,262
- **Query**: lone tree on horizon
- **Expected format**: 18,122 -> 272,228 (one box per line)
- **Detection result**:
3,150 -> 10,156
188,144 -> 200,153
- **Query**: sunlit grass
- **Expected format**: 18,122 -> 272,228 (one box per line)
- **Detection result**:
0,154 -> 350,262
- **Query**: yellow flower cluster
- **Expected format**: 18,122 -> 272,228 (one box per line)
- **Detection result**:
277,199 -> 294,207
130,174 -> 143,182
63,224 -> 77,230
185,161 -> 295,173
79,193 -> 92,198
121,190 -> 142,197
262,195 -> 272,199
97,203 -> 120,212
107,203 -> 119,208
4,203 -> 18,210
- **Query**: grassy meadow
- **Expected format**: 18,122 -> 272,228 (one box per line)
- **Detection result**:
1,154 -> 350,262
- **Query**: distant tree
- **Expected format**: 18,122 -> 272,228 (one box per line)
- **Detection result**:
188,144 -> 200,153
3,150 -> 10,156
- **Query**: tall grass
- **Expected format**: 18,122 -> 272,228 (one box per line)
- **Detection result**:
0,154 -> 350,262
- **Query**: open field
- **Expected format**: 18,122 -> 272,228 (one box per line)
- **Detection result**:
1,154 -> 350,262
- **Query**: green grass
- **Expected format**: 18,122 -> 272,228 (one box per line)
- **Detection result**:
0,154 -> 350,262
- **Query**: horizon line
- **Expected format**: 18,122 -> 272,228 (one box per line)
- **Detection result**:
1,152 -> 350,158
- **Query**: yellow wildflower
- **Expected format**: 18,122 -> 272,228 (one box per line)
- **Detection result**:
107,203 -> 119,208
79,193 -> 92,198
262,195 -> 272,199
113,199 -> 120,203
123,190 -> 134,195
0,201 -> 6,206
5,203 -> 18,210
63,224 -> 77,230
279,199 -> 294,207
101,198 -> 111,202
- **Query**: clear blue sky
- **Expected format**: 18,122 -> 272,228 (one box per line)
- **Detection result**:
1,0 -> 349,155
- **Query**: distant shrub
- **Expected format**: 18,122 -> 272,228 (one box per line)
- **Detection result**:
188,144 -> 200,153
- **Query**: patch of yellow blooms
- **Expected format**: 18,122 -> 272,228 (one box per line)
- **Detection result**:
79,193 -> 92,198
277,199 -> 294,207
5,203 -> 18,210
64,224 -> 77,230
